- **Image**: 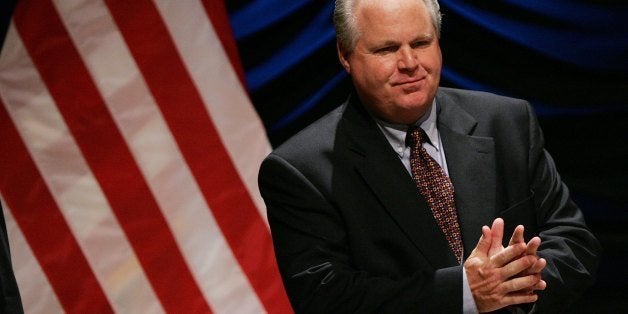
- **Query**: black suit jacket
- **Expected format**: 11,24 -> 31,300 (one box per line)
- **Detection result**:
0,203 -> 23,313
259,87 -> 600,313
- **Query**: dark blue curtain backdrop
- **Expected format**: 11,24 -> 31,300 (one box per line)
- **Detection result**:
0,0 -> 625,312
226,1 -> 628,312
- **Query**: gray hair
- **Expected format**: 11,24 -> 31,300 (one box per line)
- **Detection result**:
333,0 -> 442,53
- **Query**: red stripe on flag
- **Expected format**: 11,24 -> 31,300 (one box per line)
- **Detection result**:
200,0 -> 247,88
12,1 -> 212,312
103,1 -> 292,312
0,101 -> 114,313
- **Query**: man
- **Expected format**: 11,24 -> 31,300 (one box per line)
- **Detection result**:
0,203 -> 23,313
258,0 -> 601,312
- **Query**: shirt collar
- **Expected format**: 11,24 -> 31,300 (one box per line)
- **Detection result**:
375,99 -> 440,158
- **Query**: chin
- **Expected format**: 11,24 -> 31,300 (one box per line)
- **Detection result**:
397,93 -> 431,110
388,96 -> 429,122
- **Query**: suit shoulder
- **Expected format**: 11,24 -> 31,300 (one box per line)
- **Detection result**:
271,104 -> 344,161
439,87 -> 528,107
437,87 -> 532,119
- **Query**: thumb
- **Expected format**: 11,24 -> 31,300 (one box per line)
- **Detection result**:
475,225 -> 492,255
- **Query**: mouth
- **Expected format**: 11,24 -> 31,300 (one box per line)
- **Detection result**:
393,78 -> 425,92
392,77 -> 425,87
397,79 -> 419,84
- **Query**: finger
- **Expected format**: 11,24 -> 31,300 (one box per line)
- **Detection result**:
503,273 -> 541,293
525,237 -> 541,256
490,218 -> 505,253
509,225 -> 525,246
514,279 -> 547,294
501,255 -> 537,279
501,291 -> 539,306
491,242 -> 526,267
475,225 -> 492,255
526,279 -> 547,292
519,258 -> 546,276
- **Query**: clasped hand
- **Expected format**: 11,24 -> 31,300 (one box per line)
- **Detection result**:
464,218 -> 547,313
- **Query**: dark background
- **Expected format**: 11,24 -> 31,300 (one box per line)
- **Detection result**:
1,0 -> 627,312
226,1 -> 628,312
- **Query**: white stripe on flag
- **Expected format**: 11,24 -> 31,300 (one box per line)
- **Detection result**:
154,0 -> 272,226
1,201 -> 64,314
52,0 -> 265,312
0,23 -> 164,314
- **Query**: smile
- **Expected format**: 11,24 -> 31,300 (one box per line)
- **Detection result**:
392,78 -> 425,87
393,78 -> 425,92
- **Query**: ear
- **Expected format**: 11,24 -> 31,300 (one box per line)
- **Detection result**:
337,42 -> 351,73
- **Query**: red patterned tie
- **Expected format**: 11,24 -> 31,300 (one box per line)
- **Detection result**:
407,126 -> 463,263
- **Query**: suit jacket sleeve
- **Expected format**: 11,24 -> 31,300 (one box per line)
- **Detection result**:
0,203 -> 23,314
435,90 -> 600,312
521,103 -> 601,312
259,153 -> 462,313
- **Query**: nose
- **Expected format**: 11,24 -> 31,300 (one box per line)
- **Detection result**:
397,47 -> 418,72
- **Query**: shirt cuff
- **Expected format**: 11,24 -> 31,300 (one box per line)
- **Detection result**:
462,268 -> 479,314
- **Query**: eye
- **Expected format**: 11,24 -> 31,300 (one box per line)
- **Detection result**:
411,36 -> 434,49
411,40 -> 430,49
374,46 -> 398,54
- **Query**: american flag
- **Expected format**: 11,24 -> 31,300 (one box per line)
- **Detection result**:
0,0 -> 291,312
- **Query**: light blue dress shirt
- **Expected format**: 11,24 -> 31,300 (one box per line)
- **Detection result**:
374,100 -> 479,314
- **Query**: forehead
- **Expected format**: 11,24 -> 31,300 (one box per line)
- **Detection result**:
354,0 -> 434,39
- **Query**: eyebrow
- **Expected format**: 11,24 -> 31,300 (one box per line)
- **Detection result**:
371,34 -> 433,47
415,33 -> 434,41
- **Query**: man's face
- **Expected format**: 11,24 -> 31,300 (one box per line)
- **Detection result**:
339,0 -> 442,124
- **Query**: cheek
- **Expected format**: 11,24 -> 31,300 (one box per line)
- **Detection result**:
426,59 -> 441,73
365,58 -> 397,85
423,50 -> 442,72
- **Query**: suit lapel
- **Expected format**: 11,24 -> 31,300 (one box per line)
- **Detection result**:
340,96 -> 458,267
436,91 -> 496,256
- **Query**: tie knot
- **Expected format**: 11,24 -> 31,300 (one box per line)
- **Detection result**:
406,125 -> 427,148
